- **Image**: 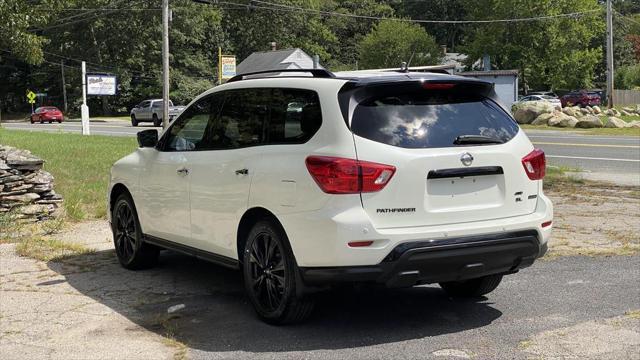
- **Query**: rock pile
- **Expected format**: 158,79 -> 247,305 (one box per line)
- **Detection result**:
0,145 -> 63,221
512,101 -> 640,129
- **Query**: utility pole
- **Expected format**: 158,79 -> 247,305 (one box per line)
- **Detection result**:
162,0 -> 170,129
61,60 -> 68,114
606,0 -> 614,109
81,61 -> 90,135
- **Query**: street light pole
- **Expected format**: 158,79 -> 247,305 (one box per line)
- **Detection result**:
606,0 -> 614,109
162,0 -> 170,129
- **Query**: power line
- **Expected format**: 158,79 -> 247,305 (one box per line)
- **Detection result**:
614,10 -> 640,27
200,0 -> 602,24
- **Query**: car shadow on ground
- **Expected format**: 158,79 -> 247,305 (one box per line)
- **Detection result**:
47,249 -> 502,353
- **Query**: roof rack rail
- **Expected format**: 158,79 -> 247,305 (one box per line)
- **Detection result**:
226,68 -> 335,83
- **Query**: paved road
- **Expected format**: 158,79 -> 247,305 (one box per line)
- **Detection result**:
526,129 -> 640,177
3,121 -> 639,184
56,251 -> 640,359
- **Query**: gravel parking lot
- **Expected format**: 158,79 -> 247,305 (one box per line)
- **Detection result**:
1,185 -> 639,359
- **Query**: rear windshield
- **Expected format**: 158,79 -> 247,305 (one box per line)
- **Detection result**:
350,91 -> 519,149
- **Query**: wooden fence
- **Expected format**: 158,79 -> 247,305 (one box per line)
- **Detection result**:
613,89 -> 640,105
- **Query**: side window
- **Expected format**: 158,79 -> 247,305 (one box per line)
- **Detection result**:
268,89 -> 322,144
139,101 -> 150,108
208,89 -> 268,149
163,96 -> 213,151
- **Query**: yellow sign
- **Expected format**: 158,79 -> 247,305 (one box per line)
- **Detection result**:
217,47 -> 236,84
26,90 -> 36,104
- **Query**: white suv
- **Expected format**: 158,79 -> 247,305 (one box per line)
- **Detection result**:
108,69 -> 553,324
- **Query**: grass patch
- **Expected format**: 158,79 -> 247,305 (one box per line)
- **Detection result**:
153,313 -> 188,360
544,165 -> 585,189
625,310 -> 640,319
0,128 -> 137,220
15,236 -> 94,262
522,124 -> 640,136
598,115 -> 640,123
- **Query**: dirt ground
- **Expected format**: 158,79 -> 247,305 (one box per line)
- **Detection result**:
0,182 -> 639,359
546,183 -> 640,257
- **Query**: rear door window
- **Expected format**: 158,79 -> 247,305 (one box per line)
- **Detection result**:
268,89 -> 321,144
350,91 -> 519,149
208,89 -> 269,149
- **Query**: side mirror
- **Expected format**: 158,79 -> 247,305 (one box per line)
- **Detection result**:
137,129 -> 158,148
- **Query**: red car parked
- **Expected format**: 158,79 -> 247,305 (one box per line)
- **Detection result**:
560,91 -> 601,108
30,107 -> 64,124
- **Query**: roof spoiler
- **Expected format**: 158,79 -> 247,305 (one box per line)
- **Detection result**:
226,69 -> 335,83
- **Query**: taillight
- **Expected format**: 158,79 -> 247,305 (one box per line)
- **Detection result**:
305,156 -> 396,194
522,149 -> 546,180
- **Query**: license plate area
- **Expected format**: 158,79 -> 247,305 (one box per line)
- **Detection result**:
426,175 -> 505,212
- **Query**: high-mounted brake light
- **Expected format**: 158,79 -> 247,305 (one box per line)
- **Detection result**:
522,149 -> 546,180
305,156 -> 396,194
423,83 -> 456,90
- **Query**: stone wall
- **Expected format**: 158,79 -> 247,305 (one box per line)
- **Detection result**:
512,102 -> 640,129
0,145 -> 63,221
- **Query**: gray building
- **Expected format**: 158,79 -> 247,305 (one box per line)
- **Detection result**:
460,70 -> 519,109
236,48 -> 323,75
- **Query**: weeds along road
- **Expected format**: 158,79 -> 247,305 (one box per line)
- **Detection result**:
2,121 -> 639,185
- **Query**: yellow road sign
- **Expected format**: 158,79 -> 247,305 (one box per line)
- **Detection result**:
26,91 -> 36,102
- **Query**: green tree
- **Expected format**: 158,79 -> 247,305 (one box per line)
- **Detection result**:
321,0 -> 396,70
390,0 -> 468,52
0,0 -> 60,65
615,64 -> 640,89
463,0 -> 604,91
221,0 -> 338,65
358,19 -> 442,69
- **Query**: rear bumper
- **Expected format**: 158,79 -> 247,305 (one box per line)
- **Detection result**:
300,230 -> 546,288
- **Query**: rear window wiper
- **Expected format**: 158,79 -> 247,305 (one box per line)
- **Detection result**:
454,135 -> 504,145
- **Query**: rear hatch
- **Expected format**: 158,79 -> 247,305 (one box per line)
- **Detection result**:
341,79 -> 540,229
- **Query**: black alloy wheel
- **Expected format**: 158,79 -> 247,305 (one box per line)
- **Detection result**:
248,231 -> 287,313
111,194 -> 158,269
243,220 -> 314,324
113,201 -> 136,263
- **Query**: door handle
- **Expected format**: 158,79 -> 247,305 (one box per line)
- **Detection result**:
177,167 -> 190,176
235,168 -> 249,175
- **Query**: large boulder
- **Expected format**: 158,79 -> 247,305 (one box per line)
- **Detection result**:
548,112 -> 578,128
531,113 -> 554,126
592,105 -> 602,114
575,115 -> 603,128
603,108 -> 621,116
604,117 -> 628,128
562,107 -> 578,117
628,120 -> 640,128
513,101 -> 555,124
622,106 -> 634,113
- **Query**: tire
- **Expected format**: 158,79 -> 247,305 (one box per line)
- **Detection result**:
111,194 -> 159,270
439,274 -> 503,298
152,114 -> 161,127
242,220 -> 314,324
39,117 -> 44,124
30,119 -> 34,124
131,115 -> 138,127
57,120 -> 62,124
48,120 -> 52,124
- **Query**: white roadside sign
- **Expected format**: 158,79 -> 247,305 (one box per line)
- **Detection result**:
86,75 -> 117,96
